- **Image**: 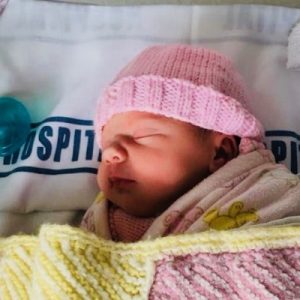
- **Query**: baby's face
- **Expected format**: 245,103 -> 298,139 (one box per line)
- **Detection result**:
98,111 -> 215,217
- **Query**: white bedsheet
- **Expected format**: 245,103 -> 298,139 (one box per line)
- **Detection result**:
0,0 -> 299,235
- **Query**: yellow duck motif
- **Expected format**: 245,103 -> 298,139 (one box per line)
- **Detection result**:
203,201 -> 259,230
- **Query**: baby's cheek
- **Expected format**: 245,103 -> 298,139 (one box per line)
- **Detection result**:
97,164 -> 106,190
145,162 -> 183,188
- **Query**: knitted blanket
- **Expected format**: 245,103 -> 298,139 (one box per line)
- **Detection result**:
1,224 -> 300,299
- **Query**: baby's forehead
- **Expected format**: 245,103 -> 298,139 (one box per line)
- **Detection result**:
102,111 -> 204,136
124,111 -> 168,121
101,111 -> 164,133
107,111 -> 171,126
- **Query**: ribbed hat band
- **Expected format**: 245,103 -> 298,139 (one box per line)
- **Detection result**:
96,45 -> 264,153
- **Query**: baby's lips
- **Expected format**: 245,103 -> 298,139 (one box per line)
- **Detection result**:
107,167 -> 136,182
108,176 -> 137,189
109,176 -> 136,183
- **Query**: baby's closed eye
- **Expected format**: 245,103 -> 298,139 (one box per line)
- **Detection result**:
133,128 -> 161,139
133,129 -> 167,146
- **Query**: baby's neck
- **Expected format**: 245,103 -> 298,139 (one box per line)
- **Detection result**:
108,201 -> 155,242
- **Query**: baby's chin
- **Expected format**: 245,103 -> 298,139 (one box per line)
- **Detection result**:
110,198 -> 157,218
105,191 -> 167,218
100,178 -> 184,217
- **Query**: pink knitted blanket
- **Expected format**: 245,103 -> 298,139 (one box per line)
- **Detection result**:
149,235 -> 300,299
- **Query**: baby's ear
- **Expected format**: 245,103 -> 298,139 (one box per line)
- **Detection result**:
209,133 -> 239,173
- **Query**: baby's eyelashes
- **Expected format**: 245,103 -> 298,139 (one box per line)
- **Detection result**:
101,128 -> 164,148
132,128 -> 160,139
134,134 -> 160,140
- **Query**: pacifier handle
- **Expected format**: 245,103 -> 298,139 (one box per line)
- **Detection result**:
0,97 -> 31,156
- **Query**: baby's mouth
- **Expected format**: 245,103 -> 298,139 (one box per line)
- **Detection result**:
108,176 -> 136,188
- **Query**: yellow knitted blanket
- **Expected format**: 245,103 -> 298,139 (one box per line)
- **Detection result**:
1,225 -> 300,299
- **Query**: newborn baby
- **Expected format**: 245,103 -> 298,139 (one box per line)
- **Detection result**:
99,111 -> 238,218
81,44 -> 300,242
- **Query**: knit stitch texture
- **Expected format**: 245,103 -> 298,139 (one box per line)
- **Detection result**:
95,45 -> 264,153
0,225 -> 300,299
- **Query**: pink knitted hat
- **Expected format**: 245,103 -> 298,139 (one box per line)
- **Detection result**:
96,44 -> 264,153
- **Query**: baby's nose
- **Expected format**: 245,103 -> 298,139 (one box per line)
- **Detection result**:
102,144 -> 127,164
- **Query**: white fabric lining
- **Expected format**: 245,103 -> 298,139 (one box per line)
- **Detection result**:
0,1 -> 300,235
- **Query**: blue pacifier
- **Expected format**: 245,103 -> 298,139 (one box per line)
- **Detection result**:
0,97 -> 31,156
